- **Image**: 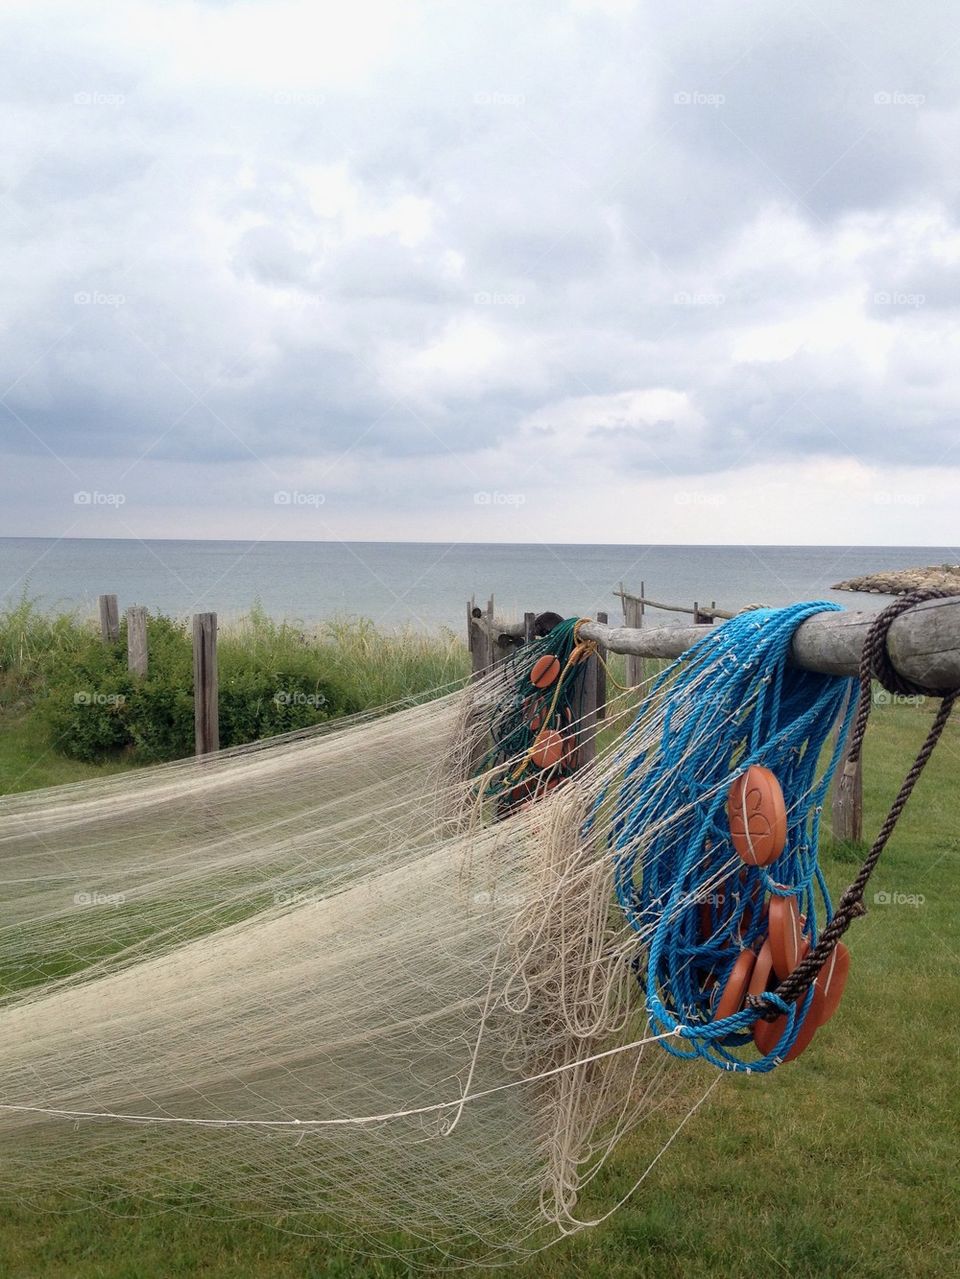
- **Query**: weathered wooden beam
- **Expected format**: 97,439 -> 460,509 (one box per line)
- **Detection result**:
579,647 -> 599,766
577,595 -> 960,690
830,687 -> 863,842
98,593 -> 120,644
614,589 -> 734,621
622,595 -> 644,686
192,612 -> 219,756
126,606 -> 149,678
594,610 -> 608,721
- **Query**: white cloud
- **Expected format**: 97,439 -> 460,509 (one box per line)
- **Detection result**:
1,0 -> 959,544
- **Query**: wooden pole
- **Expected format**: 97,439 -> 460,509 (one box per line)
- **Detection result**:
831,687 -> 863,842
594,610 -> 608,721
98,594 -> 120,644
523,612 -> 536,645
577,594 -> 960,688
623,596 -> 643,685
193,612 -> 219,756
126,606 -> 148,678
579,646 -> 599,766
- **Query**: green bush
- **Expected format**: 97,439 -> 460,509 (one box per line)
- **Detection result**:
0,596 -> 468,767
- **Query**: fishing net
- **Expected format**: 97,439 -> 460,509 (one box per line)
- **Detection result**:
0,608 -> 857,1266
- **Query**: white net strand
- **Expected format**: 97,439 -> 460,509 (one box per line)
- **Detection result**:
0,658 -> 721,1264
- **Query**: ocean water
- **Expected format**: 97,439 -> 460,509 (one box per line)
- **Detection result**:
0,539 -> 952,633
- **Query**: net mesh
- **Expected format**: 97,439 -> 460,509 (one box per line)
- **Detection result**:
0,616 -> 846,1265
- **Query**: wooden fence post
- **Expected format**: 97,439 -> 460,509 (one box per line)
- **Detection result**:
126,606 -> 148,677
468,604 -> 487,679
485,596 -> 498,670
98,594 -> 119,644
623,596 -> 644,686
831,687 -> 863,842
524,612 -> 536,645
193,612 -> 219,756
595,610 -> 608,721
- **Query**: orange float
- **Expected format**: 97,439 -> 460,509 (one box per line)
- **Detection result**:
727,765 -> 787,867
750,937 -> 819,1062
531,728 -> 564,769
712,948 -> 757,1021
530,655 -> 561,689
768,894 -> 804,980
523,696 -> 546,733
746,937 -> 776,1001
811,941 -> 850,1026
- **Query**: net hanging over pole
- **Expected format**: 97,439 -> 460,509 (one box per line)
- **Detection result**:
0,601 -> 951,1266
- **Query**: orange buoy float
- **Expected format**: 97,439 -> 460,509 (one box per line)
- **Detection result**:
712,948 -> 757,1021
768,894 -> 804,981
531,728 -> 564,769
751,937 -> 819,1060
727,765 -> 787,867
522,695 -> 547,733
811,941 -> 850,1026
530,655 -> 561,689
746,936 -> 776,1001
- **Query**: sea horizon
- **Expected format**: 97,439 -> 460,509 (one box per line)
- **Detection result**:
1,536 -> 953,633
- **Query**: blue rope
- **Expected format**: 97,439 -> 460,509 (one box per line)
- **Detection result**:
600,603 -> 856,1072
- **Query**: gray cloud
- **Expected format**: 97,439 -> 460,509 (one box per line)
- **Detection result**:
1,0 -> 959,543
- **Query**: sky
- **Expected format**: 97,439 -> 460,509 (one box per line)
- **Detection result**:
1,0 -> 959,546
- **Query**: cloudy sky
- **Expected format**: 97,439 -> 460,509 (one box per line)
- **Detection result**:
1,0 -> 959,545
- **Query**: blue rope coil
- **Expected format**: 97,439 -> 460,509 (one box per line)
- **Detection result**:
599,603 -> 857,1072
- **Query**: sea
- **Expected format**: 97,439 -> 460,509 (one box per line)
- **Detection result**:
0,539 -> 953,633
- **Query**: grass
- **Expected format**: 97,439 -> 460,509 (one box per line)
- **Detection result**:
1,656 -> 958,1274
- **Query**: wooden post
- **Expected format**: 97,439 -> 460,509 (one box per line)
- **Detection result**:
523,611 -> 536,645
579,644 -> 600,766
98,594 -> 120,644
126,606 -> 148,677
831,688 -> 863,843
623,595 -> 644,686
595,610 -> 608,721
193,612 -> 219,756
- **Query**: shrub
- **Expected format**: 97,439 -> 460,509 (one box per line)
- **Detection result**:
3,596 -> 469,767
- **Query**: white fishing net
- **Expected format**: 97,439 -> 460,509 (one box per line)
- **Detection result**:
0,660 -> 725,1267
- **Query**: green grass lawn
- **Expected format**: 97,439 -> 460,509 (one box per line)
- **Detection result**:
1,699 -> 958,1277
0,706 -> 134,794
